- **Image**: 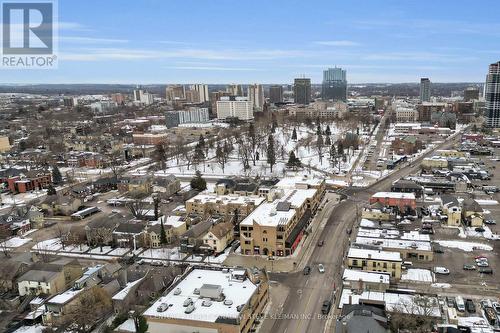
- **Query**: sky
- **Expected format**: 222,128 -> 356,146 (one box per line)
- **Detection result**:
1,0 -> 500,84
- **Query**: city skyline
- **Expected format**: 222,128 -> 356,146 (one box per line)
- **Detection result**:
0,0 -> 499,84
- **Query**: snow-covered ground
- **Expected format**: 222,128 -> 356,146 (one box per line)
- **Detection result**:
138,247 -> 184,261
434,240 -> 493,252
1,236 -> 31,248
130,124 -> 367,179
401,269 -> 434,283
13,325 -> 46,333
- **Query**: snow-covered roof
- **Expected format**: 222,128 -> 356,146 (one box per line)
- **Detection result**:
240,200 -> 296,227
355,236 -> 432,251
339,289 -> 441,317
47,288 -> 84,305
187,193 -> 265,206
275,176 -> 323,189
371,192 -> 415,200
342,269 -> 390,284
112,277 -> 144,301
143,268 -> 258,323
347,248 -> 402,262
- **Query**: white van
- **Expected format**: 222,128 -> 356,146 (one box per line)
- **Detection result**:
402,261 -> 413,267
433,267 -> 450,275
455,296 -> 465,312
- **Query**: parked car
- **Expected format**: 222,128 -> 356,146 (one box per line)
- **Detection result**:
479,268 -> 493,274
466,299 -> 476,313
477,261 -> 489,267
321,300 -> 332,314
317,240 -> 324,247
456,296 -> 466,312
303,266 -> 311,275
434,267 -> 450,275
475,227 -> 486,232
485,219 -> 496,225
318,264 -> 325,273
463,264 -> 476,270
446,296 -> 455,308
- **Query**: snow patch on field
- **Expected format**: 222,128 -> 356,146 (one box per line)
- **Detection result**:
434,240 -> 493,252
1,237 -> 31,248
401,269 -> 434,283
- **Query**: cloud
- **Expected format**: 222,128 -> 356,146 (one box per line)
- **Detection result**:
59,47 -> 312,62
165,66 -> 261,71
60,36 -> 129,44
313,40 -> 360,47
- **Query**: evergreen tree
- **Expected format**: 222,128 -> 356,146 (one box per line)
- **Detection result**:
52,165 -> 63,184
198,134 -> 205,148
316,124 -> 322,136
47,184 -> 57,195
325,135 -> 331,146
190,171 -> 207,191
133,314 -> 148,333
160,219 -> 168,245
325,125 -> 331,136
266,134 -> 276,172
287,151 -> 301,170
193,143 -> 205,166
291,127 -> 298,141
337,140 -> 344,156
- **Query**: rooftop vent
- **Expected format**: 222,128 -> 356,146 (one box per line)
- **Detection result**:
174,288 -> 181,295
224,299 -> 233,306
202,300 -> 213,307
194,288 -> 200,295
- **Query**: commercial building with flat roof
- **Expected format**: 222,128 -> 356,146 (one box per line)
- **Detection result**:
143,267 -> 268,333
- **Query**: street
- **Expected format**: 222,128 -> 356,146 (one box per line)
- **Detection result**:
263,133 -> 462,333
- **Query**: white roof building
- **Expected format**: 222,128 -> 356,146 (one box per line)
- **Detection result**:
347,248 -> 402,262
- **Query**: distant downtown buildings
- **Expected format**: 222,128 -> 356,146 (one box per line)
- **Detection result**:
420,78 -> 431,102
485,61 -> 500,127
322,67 -> 347,102
294,78 -> 311,105
247,84 -> 264,111
269,85 -> 284,104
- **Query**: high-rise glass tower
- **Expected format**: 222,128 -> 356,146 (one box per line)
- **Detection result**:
322,67 -> 347,101
420,78 -> 431,102
485,61 -> 500,127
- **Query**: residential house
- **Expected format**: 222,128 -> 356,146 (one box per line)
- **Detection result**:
85,213 -> 122,247
41,195 -> 82,216
0,259 -> 32,292
440,195 -> 461,226
152,175 -> 180,197
145,215 -> 188,248
113,221 -> 147,250
462,198 -> 484,227
93,176 -> 118,192
180,218 -> 214,253
17,259 -> 83,296
201,221 -> 233,253
0,213 -> 31,236
118,175 -> 152,194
